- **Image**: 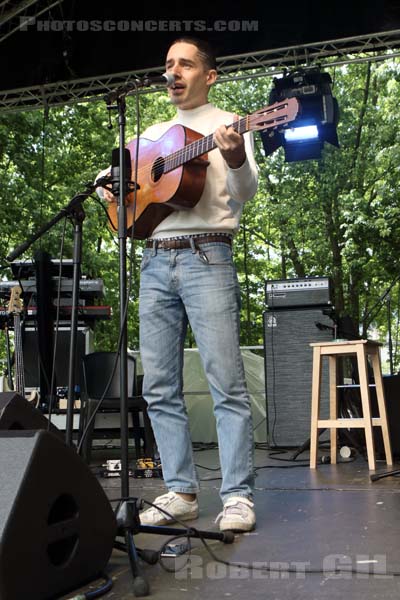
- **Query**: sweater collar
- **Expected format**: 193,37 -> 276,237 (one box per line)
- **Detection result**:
176,102 -> 213,121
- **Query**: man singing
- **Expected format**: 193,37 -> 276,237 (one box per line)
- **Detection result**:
103,37 -> 258,532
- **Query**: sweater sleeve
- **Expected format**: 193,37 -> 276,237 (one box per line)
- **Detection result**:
226,131 -> 258,204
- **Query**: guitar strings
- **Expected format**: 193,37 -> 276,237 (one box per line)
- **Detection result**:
124,116 -> 248,184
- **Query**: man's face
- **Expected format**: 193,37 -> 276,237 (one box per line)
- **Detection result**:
165,42 -> 217,110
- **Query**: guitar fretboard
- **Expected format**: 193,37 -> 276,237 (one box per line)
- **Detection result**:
164,116 -> 249,173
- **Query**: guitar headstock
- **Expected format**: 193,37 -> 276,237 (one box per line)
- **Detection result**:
249,97 -> 300,132
8,286 -> 23,316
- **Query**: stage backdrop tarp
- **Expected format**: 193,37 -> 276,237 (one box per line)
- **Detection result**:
133,348 -> 266,444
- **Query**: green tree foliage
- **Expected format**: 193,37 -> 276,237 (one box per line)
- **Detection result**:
212,59 -> 400,366
1,57 -> 400,371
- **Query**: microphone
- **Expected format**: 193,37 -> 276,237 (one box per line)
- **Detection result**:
104,73 -> 175,104
110,148 -> 132,197
139,73 -> 175,87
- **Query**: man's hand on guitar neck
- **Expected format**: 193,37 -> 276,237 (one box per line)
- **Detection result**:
213,115 -> 246,170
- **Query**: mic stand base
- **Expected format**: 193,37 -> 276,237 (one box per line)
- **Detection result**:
290,429 -> 327,461
114,499 -> 150,597
113,497 -> 234,597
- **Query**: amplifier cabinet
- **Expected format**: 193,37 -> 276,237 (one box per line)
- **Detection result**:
265,277 -> 332,309
23,327 -> 93,389
263,307 -> 335,447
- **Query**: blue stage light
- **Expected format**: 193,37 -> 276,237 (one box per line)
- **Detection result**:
261,68 -> 339,162
283,125 -> 319,142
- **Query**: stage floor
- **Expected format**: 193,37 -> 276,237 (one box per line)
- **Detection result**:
62,446 -> 400,600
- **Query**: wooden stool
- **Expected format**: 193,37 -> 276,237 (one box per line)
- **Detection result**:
310,340 -> 393,470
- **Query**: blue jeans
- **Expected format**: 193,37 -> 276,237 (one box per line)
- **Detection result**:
139,241 -> 254,502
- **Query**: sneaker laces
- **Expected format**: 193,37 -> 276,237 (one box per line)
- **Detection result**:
143,491 -> 179,520
215,497 -> 254,523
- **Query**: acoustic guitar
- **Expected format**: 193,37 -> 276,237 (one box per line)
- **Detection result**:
106,97 -> 300,239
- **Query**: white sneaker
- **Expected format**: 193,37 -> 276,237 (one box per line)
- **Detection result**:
216,496 -> 256,532
139,491 -> 199,526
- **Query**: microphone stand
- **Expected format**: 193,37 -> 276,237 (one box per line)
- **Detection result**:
6,184 -> 97,446
363,274 -> 400,375
104,85 -> 235,597
387,294 -> 393,376
105,93 -> 151,595
367,278 -> 400,481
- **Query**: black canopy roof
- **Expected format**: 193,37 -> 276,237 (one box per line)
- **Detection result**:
2,0 -> 400,93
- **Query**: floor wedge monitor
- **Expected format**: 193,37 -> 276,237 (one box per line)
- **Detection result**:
0,430 -> 116,600
0,392 -> 60,435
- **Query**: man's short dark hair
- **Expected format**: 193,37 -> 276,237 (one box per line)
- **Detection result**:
169,37 -> 217,71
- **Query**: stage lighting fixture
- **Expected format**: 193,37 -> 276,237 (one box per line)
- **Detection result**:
261,68 -> 339,162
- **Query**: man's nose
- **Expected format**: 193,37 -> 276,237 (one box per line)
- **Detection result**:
169,65 -> 182,78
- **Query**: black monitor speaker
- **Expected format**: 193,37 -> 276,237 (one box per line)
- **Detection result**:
0,429 -> 116,600
0,392 -> 60,436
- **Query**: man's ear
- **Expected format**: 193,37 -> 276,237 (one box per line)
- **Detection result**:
206,69 -> 218,87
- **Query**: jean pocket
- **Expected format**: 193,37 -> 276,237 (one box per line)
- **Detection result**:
140,252 -> 152,271
197,243 -> 233,265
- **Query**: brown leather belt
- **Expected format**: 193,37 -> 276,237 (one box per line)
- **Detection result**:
145,234 -> 232,249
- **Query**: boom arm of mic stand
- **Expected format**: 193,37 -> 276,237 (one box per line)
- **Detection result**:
6,184 -> 97,263
363,272 -> 400,328
104,81 -> 139,105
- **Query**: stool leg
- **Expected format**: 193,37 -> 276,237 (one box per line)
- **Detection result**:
357,346 -> 376,470
310,346 -> 322,468
329,355 -> 338,464
371,351 -> 393,466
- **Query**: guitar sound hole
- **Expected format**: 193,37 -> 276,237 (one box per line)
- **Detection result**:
151,157 -> 165,182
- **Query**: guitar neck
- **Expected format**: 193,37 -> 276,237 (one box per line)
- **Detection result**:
164,116 -> 248,173
13,314 -> 25,398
